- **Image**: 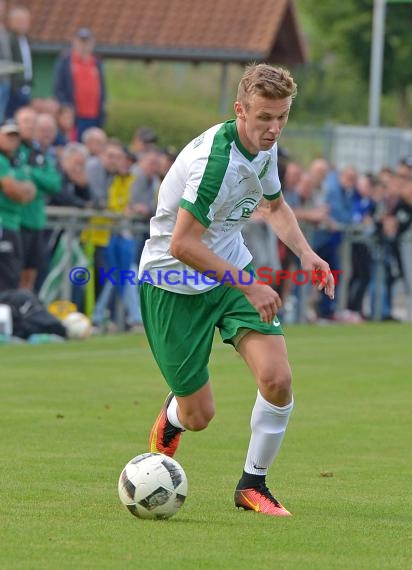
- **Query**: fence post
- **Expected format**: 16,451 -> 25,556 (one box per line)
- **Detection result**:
83,239 -> 95,318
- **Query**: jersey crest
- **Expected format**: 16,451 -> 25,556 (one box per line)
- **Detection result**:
258,157 -> 271,180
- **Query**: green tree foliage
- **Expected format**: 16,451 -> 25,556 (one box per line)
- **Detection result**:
295,0 -> 412,126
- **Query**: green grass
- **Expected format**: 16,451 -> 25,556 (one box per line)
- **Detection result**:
0,324 -> 411,569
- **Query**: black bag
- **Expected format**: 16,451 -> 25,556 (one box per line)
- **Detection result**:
0,289 -> 67,339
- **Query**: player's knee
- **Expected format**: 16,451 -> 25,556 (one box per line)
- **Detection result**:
258,367 -> 292,405
181,405 -> 215,432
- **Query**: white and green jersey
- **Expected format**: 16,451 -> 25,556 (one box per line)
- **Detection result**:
138,119 -> 281,294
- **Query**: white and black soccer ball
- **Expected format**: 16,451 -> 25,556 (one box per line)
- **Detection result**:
118,452 -> 188,520
63,312 -> 91,340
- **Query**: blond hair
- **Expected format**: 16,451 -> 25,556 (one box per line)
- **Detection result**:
237,63 -> 297,108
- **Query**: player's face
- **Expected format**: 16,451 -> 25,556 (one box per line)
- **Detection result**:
235,95 -> 291,154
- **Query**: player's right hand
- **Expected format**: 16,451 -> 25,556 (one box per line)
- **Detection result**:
243,282 -> 282,323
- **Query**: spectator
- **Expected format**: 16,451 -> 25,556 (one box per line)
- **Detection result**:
30,97 -> 59,118
82,127 -> 107,158
397,157 -> 412,179
396,171 -> 412,313
242,202 -> 281,293
54,103 -> 75,151
394,169 -> 412,234
15,107 -> 62,291
129,149 -> 160,262
86,138 -> 123,209
45,142 -> 90,311
83,138 -> 123,300
50,142 -> 90,208
32,112 -> 60,291
312,165 -> 358,319
53,28 -> 106,141
347,173 -> 376,318
92,148 -> 141,332
34,112 -> 59,164
0,0 -> 11,122
377,168 -> 412,320
308,158 -> 330,194
6,5 -> 33,118
292,173 -> 329,240
130,126 -> 158,157
282,161 -> 302,208
0,119 -> 35,292
284,172 -> 328,323
276,161 -> 302,305
157,148 -> 176,180
130,150 -> 159,213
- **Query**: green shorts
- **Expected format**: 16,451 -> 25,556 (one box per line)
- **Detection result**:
140,282 -> 283,397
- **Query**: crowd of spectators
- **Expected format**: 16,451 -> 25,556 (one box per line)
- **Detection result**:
1,4 -> 411,332
0,97 -> 173,331
0,4 -> 176,332
245,153 -> 412,323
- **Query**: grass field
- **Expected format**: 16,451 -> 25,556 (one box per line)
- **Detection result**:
1,323 -> 411,570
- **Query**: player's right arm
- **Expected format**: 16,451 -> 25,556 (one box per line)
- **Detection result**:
170,207 -> 281,323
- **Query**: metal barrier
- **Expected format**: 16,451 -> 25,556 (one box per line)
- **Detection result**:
44,208 -> 412,324
295,228 -> 412,323
283,124 -> 412,172
44,206 -> 149,312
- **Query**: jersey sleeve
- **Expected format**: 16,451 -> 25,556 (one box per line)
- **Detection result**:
261,146 -> 282,201
179,130 -> 231,228
31,155 -> 62,194
0,154 -> 11,179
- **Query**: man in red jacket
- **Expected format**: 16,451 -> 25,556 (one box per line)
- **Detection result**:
53,28 -> 106,142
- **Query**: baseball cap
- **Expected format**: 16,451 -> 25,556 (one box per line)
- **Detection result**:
0,119 -> 19,135
75,27 -> 93,40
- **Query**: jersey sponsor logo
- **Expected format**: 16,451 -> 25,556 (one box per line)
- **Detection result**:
258,157 -> 271,180
225,197 -> 258,222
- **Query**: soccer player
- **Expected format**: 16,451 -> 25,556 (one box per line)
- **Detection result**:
139,64 -> 335,516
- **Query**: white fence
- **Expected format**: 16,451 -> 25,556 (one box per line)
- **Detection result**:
284,124 -> 412,173
332,125 -> 412,173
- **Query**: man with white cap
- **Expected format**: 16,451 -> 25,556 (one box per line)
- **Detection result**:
0,119 -> 35,291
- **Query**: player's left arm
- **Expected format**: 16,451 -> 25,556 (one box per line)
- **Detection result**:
266,194 -> 335,299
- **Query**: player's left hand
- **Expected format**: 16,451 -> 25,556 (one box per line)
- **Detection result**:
300,250 -> 335,300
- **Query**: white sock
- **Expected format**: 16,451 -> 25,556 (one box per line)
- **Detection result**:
244,391 -> 294,476
166,396 -> 185,431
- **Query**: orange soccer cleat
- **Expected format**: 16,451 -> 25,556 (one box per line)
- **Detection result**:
149,392 -> 183,457
234,483 -> 292,517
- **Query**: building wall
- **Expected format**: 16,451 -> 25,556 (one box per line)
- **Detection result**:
32,53 -> 57,98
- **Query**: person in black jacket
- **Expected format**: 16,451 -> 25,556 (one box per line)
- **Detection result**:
0,0 -> 12,122
6,5 -> 33,118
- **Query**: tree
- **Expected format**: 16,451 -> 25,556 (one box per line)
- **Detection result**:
295,0 -> 412,126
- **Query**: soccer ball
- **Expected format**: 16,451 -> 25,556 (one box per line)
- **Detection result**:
63,312 -> 91,340
118,452 -> 188,520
